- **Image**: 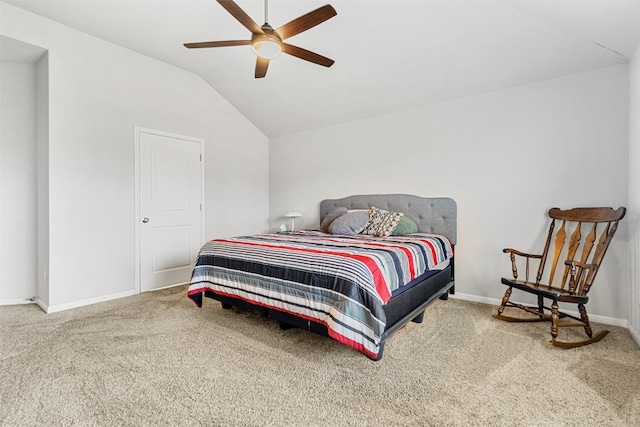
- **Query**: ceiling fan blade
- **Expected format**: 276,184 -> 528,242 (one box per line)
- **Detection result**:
275,5 -> 337,40
281,43 -> 334,67
184,40 -> 251,49
255,56 -> 269,78
217,0 -> 264,35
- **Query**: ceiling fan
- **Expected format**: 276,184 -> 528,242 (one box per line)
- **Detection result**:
184,0 -> 337,78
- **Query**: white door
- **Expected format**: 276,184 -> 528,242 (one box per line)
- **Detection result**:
137,128 -> 203,292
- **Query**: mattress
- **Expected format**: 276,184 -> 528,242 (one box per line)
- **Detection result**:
391,258 -> 450,298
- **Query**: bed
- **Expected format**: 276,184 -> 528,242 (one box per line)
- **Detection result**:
188,194 -> 457,360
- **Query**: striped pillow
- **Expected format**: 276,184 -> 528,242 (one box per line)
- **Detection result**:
361,206 -> 404,237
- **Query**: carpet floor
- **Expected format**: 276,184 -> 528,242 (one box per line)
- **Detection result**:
1,285 -> 639,426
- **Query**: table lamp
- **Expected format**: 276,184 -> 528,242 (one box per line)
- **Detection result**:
284,211 -> 302,231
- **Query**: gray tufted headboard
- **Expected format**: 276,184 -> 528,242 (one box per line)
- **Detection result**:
320,194 -> 457,245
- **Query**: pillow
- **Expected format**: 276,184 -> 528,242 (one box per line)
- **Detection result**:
361,206 -> 404,237
328,210 -> 369,235
391,216 -> 419,235
320,207 -> 348,233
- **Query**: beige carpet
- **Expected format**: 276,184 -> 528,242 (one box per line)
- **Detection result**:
1,285 -> 639,427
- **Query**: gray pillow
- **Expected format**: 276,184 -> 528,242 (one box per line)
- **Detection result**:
329,211 -> 369,235
320,207 -> 348,233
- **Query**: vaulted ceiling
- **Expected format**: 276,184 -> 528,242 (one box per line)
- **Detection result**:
4,0 -> 640,137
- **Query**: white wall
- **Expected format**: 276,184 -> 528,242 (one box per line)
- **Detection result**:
0,3 -> 269,311
629,46 -> 640,344
36,53 -> 49,307
270,65 -> 629,323
0,62 -> 37,303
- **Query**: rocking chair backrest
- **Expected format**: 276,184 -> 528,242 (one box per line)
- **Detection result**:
536,207 -> 626,295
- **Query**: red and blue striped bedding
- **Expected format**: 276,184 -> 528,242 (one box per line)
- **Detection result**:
188,230 -> 453,359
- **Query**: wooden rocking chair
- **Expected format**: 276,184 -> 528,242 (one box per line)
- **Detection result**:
494,206 -> 626,348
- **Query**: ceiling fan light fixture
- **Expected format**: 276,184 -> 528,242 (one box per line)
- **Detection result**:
252,34 -> 282,59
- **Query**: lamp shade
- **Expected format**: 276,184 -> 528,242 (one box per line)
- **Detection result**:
284,211 -> 302,218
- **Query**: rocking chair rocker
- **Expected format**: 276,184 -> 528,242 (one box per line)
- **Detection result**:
494,206 -> 626,348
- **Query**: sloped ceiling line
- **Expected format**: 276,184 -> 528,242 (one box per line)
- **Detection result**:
3,0 -> 640,137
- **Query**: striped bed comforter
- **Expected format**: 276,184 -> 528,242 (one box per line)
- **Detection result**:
187,230 -> 453,359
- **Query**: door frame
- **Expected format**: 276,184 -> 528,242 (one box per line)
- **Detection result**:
134,126 -> 205,294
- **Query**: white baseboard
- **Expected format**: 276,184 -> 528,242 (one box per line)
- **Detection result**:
143,282 -> 188,292
44,289 -> 137,314
0,297 -> 37,306
7,285 -> 636,343
451,292 -> 499,307
451,292 -> 629,328
4,283 -> 187,314
41,283 -> 186,313
36,297 -> 48,313
630,325 -> 640,347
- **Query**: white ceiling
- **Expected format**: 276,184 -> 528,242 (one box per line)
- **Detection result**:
4,0 -> 640,137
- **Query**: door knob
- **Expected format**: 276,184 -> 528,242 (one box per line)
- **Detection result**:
142,217 -> 150,223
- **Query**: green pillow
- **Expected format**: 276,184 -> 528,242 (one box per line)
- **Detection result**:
392,216 -> 419,235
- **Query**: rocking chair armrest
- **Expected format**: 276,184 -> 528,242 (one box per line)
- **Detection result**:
564,259 -> 597,295
502,248 -> 543,259
503,248 -> 542,281
563,259 -> 596,272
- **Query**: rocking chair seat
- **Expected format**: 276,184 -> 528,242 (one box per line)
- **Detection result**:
500,278 -> 588,305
